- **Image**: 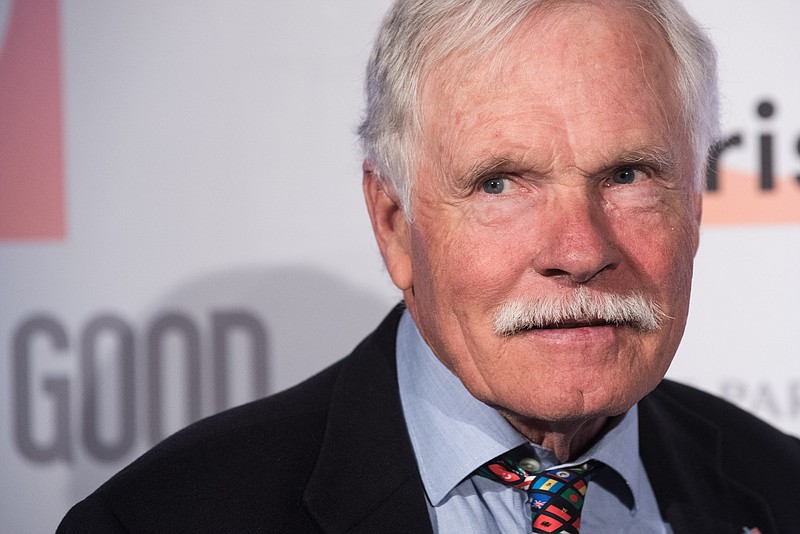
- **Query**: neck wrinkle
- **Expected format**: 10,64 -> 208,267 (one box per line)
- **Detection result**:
499,412 -> 611,463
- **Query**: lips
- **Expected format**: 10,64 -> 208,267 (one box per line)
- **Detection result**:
503,318 -> 620,337
536,319 -> 616,330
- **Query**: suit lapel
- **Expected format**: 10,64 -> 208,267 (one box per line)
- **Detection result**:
638,381 -> 776,534
302,305 -> 434,534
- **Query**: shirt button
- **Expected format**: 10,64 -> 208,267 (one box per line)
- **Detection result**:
519,457 -> 541,473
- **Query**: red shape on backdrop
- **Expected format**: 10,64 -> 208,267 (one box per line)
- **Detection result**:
0,0 -> 66,240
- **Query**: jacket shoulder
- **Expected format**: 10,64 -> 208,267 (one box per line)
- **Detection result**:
58,304 -> 408,533
641,379 -> 800,530
647,379 -> 800,458
60,359 -> 344,533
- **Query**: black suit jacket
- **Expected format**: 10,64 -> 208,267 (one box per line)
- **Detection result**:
58,305 -> 800,533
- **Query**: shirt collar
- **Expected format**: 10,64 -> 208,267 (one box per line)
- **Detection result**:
578,403 -> 643,510
397,310 -> 526,505
396,309 -> 645,510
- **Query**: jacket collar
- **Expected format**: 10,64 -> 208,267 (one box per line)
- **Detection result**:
302,304 -> 434,534
639,381 -> 776,534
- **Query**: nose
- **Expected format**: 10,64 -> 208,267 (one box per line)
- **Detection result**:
531,188 -> 621,284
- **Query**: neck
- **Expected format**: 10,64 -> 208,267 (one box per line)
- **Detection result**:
498,412 -> 610,463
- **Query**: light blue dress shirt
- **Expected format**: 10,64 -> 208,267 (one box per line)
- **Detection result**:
396,310 -> 673,533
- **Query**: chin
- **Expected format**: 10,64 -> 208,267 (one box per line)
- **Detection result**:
489,376 -> 653,424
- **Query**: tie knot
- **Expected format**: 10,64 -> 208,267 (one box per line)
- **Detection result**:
476,449 -> 601,488
475,450 -> 603,534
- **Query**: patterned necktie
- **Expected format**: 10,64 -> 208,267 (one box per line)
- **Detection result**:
475,449 -> 602,534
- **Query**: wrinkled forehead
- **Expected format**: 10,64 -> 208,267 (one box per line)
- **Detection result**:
414,0 -> 682,174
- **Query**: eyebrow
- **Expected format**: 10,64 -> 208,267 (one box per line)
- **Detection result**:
455,155 -> 534,191
608,146 -> 679,174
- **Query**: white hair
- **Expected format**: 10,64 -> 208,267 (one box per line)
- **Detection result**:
493,286 -> 667,336
358,0 -> 719,215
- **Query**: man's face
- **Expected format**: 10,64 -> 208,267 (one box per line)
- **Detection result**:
370,2 -> 702,425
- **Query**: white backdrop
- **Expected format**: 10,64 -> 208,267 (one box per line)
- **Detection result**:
0,1 -> 798,532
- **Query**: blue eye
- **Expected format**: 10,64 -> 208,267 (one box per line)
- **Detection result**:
611,167 -> 637,185
482,177 -> 506,194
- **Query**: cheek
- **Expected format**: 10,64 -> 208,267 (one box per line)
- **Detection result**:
417,207 -> 535,309
614,208 -> 697,311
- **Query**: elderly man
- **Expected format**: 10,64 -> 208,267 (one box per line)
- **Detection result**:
59,0 -> 799,533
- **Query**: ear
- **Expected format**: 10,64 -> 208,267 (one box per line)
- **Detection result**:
692,188 -> 703,256
362,161 -> 414,291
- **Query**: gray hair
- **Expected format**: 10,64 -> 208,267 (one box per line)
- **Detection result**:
358,0 -> 719,214
493,286 -> 666,336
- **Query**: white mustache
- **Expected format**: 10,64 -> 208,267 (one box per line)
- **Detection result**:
493,286 -> 666,336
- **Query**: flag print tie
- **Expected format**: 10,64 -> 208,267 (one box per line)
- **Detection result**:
476,451 -> 602,534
